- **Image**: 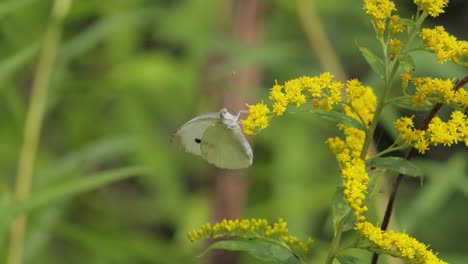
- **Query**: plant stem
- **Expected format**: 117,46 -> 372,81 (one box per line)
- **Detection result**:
367,12 -> 430,264
7,1 -> 71,264
297,0 -> 347,82
371,76 -> 468,264
325,226 -> 343,264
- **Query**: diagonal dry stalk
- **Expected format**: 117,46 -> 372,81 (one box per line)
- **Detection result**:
371,76 -> 468,264
7,1 -> 71,264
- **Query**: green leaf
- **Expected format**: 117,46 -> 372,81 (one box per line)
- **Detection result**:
336,254 -> 363,264
0,166 -> 151,238
311,111 -> 366,131
0,0 -> 36,19
366,157 -> 424,178
35,136 -> 137,187
398,54 -> 415,72
398,18 -> 416,32
0,42 -> 39,86
332,187 -> 354,235
389,97 -> 433,111
202,239 -> 301,264
398,18 -> 415,27
60,8 -> 156,63
359,47 -> 385,79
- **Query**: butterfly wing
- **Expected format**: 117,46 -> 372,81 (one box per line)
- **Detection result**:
200,121 -> 253,169
171,113 -> 219,156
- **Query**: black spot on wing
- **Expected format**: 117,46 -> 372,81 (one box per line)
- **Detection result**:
195,138 -> 202,144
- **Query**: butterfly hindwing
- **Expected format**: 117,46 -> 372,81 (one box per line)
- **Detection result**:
200,121 -> 253,169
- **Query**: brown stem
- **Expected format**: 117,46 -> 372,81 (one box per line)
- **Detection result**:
371,76 -> 468,264
205,1 -> 265,264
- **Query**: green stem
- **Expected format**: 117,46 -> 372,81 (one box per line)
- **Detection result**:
361,13 -> 428,160
325,227 -> 343,264
361,38 -> 392,159
7,1 -> 71,264
372,145 -> 407,159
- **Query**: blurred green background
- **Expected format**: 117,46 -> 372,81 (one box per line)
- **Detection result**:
0,0 -> 467,263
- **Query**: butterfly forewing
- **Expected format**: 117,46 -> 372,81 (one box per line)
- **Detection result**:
171,113 -> 219,156
200,121 -> 253,169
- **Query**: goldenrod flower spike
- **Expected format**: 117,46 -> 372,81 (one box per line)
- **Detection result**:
421,26 -> 468,65
363,0 -> 396,36
241,73 -> 343,135
413,0 -> 449,17
187,218 -> 314,257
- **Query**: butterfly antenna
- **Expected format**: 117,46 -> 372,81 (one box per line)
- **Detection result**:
234,110 -> 249,121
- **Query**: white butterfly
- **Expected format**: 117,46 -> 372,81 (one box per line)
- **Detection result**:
172,108 -> 253,169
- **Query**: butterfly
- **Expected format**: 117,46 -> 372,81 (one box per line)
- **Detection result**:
172,108 -> 253,169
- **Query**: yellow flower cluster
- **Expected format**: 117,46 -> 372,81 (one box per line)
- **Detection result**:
328,80 -> 376,220
401,73 -> 412,89
409,76 -> 468,108
395,111 -> 468,153
388,15 -> 405,35
363,0 -> 396,35
325,80 -> 447,263
241,102 -> 271,135
356,222 -> 447,264
237,72 -> 447,263
241,73 -> 343,135
343,80 -> 377,127
390,38 -> 402,59
420,26 -> 468,65
187,218 -> 314,255
413,0 -> 449,17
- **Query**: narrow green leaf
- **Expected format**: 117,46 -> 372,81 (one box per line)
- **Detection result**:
398,18 -> 415,27
331,187 -> 354,235
359,47 -> 385,79
366,157 -> 424,178
60,8 -> 156,63
0,42 -> 39,86
0,0 -> 36,19
0,166 -> 151,237
202,239 -> 300,264
36,136 -> 137,187
398,54 -> 415,72
390,97 -> 433,111
337,254 -> 363,264
311,111 -> 365,131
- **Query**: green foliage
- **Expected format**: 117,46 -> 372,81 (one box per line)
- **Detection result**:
366,157 -> 424,178
0,0 -> 466,263
358,47 -> 385,79
203,239 -> 301,264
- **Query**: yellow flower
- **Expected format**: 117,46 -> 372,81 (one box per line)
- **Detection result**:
401,73 -> 412,90
410,77 -> 468,108
244,73 -> 345,134
356,222 -> 447,264
284,79 -> 306,106
363,0 -> 397,36
241,102 -> 271,135
427,112 -> 468,146
187,218 -> 314,256
389,38 -> 401,59
344,80 -> 377,127
413,0 -> 449,17
363,0 -> 396,20
269,80 -> 288,116
421,26 -> 468,65
414,138 -> 430,154
341,159 -> 370,219
326,81 -> 376,221
388,15 -> 404,34
394,111 -> 468,153
428,116 -> 454,146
